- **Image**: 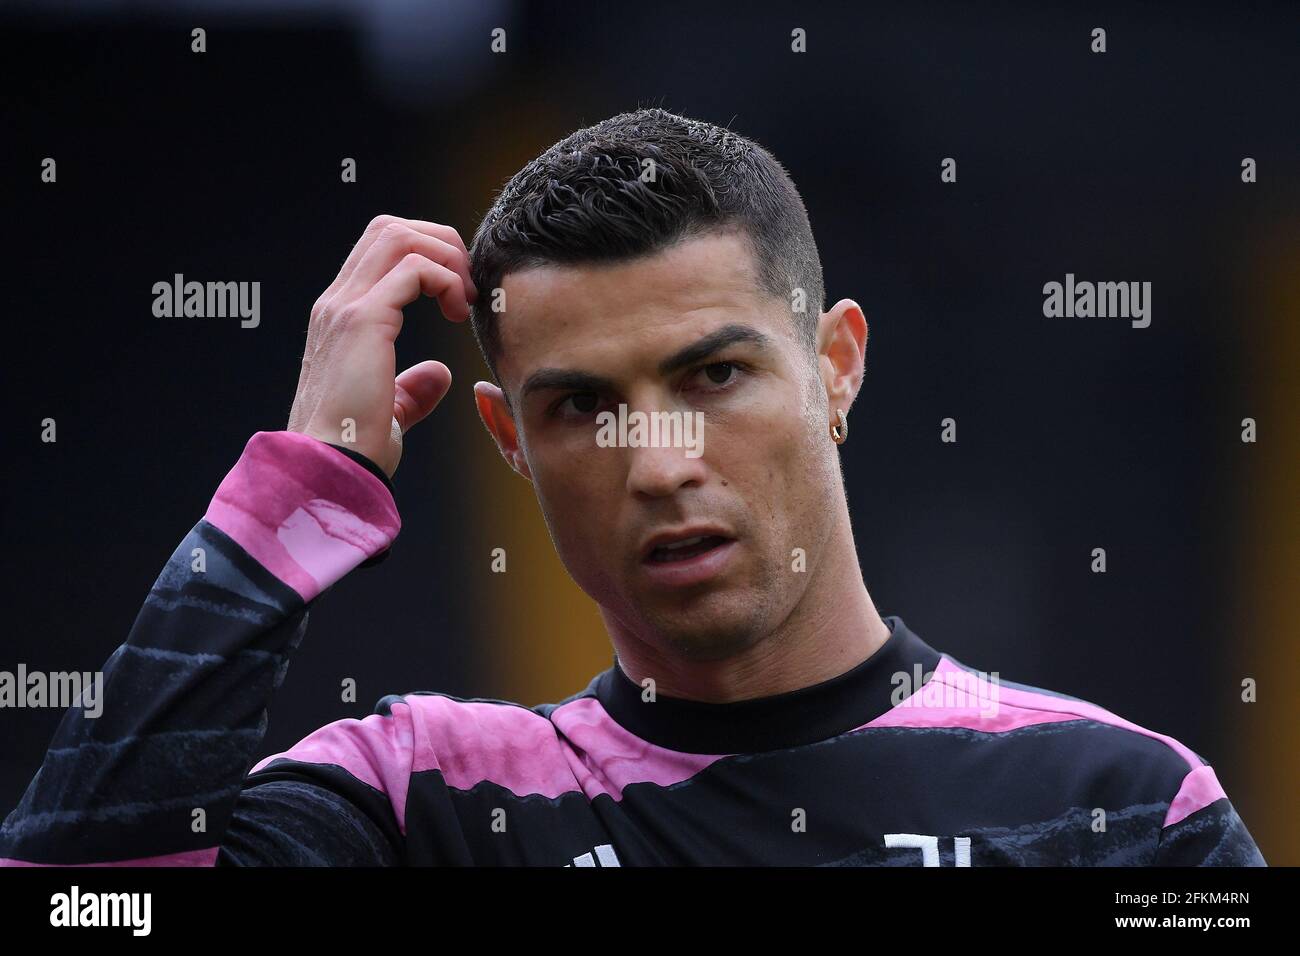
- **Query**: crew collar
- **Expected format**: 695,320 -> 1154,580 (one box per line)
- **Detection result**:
594,615 -> 942,754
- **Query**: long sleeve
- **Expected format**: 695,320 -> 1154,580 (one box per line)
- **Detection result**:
1153,764 -> 1267,866
0,431 -> 402,866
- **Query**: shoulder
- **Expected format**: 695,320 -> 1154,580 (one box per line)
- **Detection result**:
914,654 -> 1215,807
917,655 -> 1264,865
250,686 -> 588,801
366,690 -> 587,799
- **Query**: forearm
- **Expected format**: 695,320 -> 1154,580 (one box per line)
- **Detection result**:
0,431 -> 400,866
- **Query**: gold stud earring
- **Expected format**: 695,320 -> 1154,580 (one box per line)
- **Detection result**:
830,408 -> 848,444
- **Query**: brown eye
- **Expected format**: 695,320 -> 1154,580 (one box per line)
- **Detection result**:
569,392 -> 599,414
704,362 -> 735,385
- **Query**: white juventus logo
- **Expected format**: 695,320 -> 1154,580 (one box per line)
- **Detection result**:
563,844 -> 621,867
884,833 -> 972,866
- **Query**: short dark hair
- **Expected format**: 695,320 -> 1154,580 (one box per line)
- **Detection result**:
467,107 -> 825,389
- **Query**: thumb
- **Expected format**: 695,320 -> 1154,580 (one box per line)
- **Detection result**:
393,360 -> 452,434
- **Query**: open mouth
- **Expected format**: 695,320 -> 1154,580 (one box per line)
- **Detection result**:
646,534 -> 732,563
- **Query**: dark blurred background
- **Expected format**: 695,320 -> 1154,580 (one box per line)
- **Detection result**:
2,1 -> 1296,863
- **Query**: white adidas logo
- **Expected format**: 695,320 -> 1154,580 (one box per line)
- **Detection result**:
563,844 -> 621,867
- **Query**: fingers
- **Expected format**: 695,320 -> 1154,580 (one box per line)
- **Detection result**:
295,215 -> 474,478
363,252 -> 471,324
343,221 -> 476,304
402,219 -> 470,258
320,215 -> 477,310
393,360 -> 453,434
406,219 -> 476,304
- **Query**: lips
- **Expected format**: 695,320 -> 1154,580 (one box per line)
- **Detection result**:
640,526 -> 735,563
647,534 -> 731,563
639,533 -> 739,588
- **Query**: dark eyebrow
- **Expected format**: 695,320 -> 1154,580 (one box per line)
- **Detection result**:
657,324 -> 773,376
520,368 -> 617,400
520,324 -> 773,401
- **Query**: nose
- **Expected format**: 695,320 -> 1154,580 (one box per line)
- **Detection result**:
626,440 -> 709,498
618,395 -> 712,496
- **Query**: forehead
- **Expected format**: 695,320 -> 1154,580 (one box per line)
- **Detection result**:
495,231 -> 787,393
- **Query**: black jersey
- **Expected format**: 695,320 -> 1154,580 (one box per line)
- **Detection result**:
0,431 -> 1265,866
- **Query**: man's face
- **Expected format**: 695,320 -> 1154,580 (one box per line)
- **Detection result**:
488,231 -> 841,662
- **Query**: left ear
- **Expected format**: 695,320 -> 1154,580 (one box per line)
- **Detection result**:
815,298 -> 869,417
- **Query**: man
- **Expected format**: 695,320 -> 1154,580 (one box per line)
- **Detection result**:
0,108 -> 1265,866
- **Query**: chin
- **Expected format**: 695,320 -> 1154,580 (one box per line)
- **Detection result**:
654,601 -> 768,663
667,636 -> 758,664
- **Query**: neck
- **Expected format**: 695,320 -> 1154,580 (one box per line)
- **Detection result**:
604,501 -> 891,703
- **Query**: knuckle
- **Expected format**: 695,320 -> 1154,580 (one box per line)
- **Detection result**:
367,213 -> 398,234
378,221 -> 411,243
334,302 -> 362,325
443,232 -> 468,258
